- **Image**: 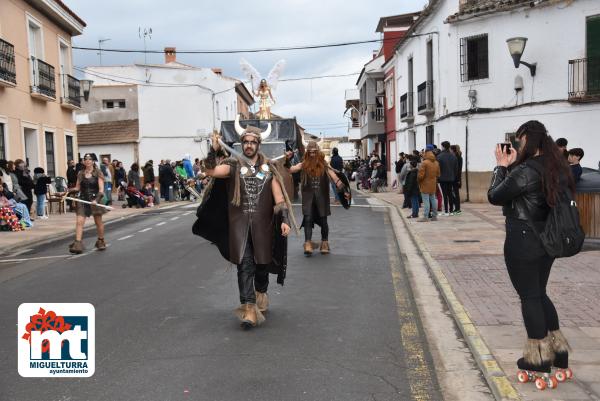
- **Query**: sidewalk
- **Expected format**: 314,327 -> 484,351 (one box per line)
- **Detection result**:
0,199 -> 191,256
370,191 -> 600,401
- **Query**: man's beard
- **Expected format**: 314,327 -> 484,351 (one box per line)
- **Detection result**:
244,146 -> 258,159
303,152 -> 326,177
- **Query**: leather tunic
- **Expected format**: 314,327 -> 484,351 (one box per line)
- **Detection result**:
227,160 -> 274,265
301,171 -> 330,217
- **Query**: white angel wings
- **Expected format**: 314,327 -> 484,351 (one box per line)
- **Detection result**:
239,58 -> 286,91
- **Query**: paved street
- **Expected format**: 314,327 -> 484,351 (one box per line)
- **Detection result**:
0,194 -> 444,401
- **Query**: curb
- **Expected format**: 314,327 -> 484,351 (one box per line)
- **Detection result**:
0,201 -> 190,256
369,192 -> 521,401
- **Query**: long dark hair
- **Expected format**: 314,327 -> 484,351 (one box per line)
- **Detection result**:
514,120 -> 574,206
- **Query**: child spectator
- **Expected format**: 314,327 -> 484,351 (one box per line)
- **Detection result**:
141,182 -> 155,207
568,148 -> 584,183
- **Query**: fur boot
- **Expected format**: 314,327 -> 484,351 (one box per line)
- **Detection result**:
550,329 -> 571,369
517,336 -> 553,373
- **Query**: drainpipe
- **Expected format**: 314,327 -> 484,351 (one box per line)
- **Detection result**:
465,117 -> 470,202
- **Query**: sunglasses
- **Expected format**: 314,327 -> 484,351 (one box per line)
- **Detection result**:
242,140 -> 258,146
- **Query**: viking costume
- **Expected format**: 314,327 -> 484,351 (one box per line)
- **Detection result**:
296,141 -> 351,256
74,169 -> 107,218
193,116 -> 295,329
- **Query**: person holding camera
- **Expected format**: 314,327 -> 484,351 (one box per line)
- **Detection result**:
488,120 -> 575,386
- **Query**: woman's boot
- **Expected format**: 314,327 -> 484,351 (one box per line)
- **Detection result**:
550,329 -> 573,382
516,336 -> 557,390
69,240 -> 84,254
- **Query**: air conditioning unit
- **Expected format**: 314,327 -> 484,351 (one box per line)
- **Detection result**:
376,81 -> 384,94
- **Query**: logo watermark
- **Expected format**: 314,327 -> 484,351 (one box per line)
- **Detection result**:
18,303 -> 95,377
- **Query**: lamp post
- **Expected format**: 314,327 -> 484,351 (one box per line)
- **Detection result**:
79,79 -> 93,101
506,37 -> 537,76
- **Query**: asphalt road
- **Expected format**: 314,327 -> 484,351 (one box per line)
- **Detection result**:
0,193 -> 442,401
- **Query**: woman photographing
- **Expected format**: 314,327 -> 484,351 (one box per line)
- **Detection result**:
68,153 -> 108,254
488,120 -> 575,389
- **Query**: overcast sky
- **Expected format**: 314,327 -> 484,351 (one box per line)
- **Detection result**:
69,0 -> 427,136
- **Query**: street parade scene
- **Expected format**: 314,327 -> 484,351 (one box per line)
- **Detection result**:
1,0 -> 600,400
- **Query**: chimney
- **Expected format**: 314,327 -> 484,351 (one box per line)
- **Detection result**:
372,50 -> 379,59
212,68 -> 223,76
164,47 -> 176,64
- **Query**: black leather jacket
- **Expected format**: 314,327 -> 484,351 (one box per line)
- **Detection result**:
488,157 -> 550,222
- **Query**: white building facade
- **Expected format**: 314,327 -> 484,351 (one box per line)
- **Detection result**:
76,50 -> 249,171
392,0 -> 600,201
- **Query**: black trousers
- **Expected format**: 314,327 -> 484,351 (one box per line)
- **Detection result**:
237,235 -> 269,304
303,214 -> 328,242
440,182 -> 455,213
504,218 -> 559,339
452,182 -> 461,212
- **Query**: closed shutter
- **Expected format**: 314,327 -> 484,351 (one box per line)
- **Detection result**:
587,15 -> 600,95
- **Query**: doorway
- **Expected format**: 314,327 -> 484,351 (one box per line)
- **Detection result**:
24,128 -> 39,168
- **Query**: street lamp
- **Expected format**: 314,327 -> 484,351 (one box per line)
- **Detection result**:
79,79 -> 93,101
506,37 -> 537,76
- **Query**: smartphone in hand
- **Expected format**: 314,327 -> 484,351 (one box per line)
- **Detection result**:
499,143 -> 512,154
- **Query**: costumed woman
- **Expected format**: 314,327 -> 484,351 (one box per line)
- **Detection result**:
193,115 -> 295,330
67,153 -> 108,254
288,140 -> 350,256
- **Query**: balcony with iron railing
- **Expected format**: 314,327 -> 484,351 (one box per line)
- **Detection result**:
400,92 -> 414,122
60,74 -> 81,109
417,81 -> 434,115
30,57 -> 56,100
568,58 -> 600,103
374,106 -> 384,123
0,38 -> 16,87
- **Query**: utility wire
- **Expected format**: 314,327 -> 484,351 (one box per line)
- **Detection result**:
75,66 -> 359,90
72,37 -> 398,54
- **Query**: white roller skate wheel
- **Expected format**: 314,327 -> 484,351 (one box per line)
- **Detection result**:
517,370 -> 529,383
535,377 -> 547,390
548,376 -> 558,389
555,370 -> 566,382
565,368 -> 573,379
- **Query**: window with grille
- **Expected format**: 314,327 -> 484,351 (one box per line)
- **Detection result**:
460,34 -> 489,81
45,132 -> 55,177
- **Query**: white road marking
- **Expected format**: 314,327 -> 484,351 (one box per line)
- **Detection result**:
182,211 -> 193,216
156,222 -> 166,226
138,228 -> 153,233
170,216 -> 179,221
8,248 -> 34,257
0,255 -> 72,263
117,235 -> 133,241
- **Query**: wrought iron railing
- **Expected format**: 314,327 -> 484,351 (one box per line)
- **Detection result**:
62,74 -> 81,107
31,57 -> 56,98
0,38 -> 16,84
568,58 -> 600,101
374,107 -> 384,122
417,81 -> 434,112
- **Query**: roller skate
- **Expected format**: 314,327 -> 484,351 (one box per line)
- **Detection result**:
550,329 -> 573,382
516,337 -> 558,391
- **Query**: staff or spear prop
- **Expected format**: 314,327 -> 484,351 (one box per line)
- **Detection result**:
63,197 -> 114,210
